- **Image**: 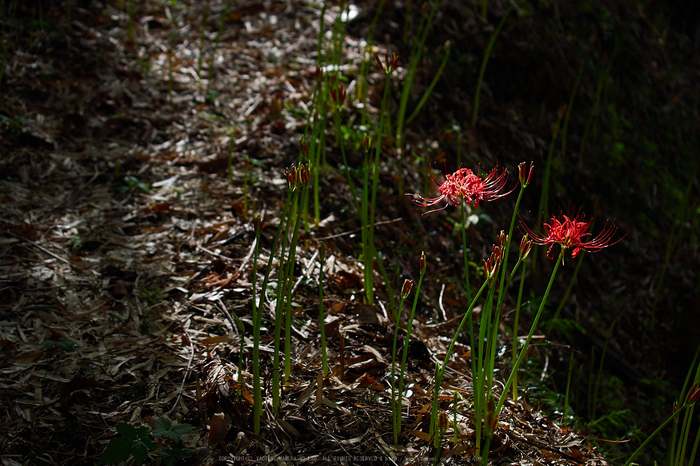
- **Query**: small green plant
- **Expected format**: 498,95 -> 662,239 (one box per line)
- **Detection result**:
97,417 -> 195,465
121,175 -> 151,193
44,338 -> 76,353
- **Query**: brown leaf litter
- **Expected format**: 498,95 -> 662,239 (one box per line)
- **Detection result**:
0,1 -> 611,464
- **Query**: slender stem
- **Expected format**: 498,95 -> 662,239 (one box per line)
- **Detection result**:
461,200 -> 471,304
283,189 -> 308,384
252,233 -> 262,434
430,279 -> 490,444
405,41 -> 452,126
495,250 -> 563,416
319,242 -> 328,377
391,292 -> 409,445
396,269 -> 425,443
624,402 -> 691,466
471,5 -> 513,127
511,261 -> 527,404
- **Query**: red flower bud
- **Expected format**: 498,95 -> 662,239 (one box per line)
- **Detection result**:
299,163 -> 310,186
401,279 -> 413,300
253,215 -> 262,237
497,230 -> 507,248
300,138 -> 309,158
420,251 -> 426,275
438,411 -> 450,431
518,161 -> 534,188
519,235 -> 533,259
360,134 -> 371,152
285,166 -> 295,189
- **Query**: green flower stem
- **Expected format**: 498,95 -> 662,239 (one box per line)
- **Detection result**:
252,229 -> 262,434
364,72 -> 392,305
471,5 -> 513,127
560,61 -> 584,159
272,190 -> 298,415
460,200 -> 472,304
391,291 -> 410,445
319,242 -> 328,378
430,278 -> 490,443
395,0 -> 440,198
495,249 -> 563,417
395,266 -> 426,443
624,401 -> 693,466
358,0 -> 386,125
405,40 -> 451,127
511,259 -> 527,404
283,188 -> 308,385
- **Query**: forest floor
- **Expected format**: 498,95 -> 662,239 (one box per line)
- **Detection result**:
1,0 -> 699,465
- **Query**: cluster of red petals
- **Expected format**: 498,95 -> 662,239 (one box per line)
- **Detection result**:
521,210 -> 624,260
407,166 -> 512,214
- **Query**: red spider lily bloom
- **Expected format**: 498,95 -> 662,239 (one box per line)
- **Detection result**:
520,210 -> 625,261
406,166 -> 513,214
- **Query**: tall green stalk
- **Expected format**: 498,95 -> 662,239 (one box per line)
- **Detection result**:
495,250 -> 563,417
395,0 -> 440,199
252,216 -> 262,434
393,252 -> 426,445
271,190 -> 297,415
532,109 -> 564,273
391,280 -> 412,445
430,279 -> 490,445
471,5 -> 513,127
206,0 -> 233,93
318,242 -> 328,378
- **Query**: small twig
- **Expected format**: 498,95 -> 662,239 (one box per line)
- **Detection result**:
169,328 -> 195,414
316,217 -> 402,240
7,230 -> 78,267
216,299 -> 238,335
290,249 -> 319,295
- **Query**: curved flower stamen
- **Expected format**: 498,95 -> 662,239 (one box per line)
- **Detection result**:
520,209 -> 625,261
406,166 -> 513,214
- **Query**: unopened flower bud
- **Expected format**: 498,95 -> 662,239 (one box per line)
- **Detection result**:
360,134 -> 371,152
401,279 -> 413,300
300,138 -> 309,158
330,85 -> 346,106
518,162 -> 534,188
497,231 -> 507,248
286,165 -> 295,189
253,215 -> 262,237
420,251 -> 426,275
298,163 -> 310,187
438,411 -> 450,431
519,235 -> 533,259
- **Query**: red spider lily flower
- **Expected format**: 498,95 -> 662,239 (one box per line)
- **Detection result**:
374,51 -> 399,75
520,209 -> 625,261
406,166 -> 513,214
